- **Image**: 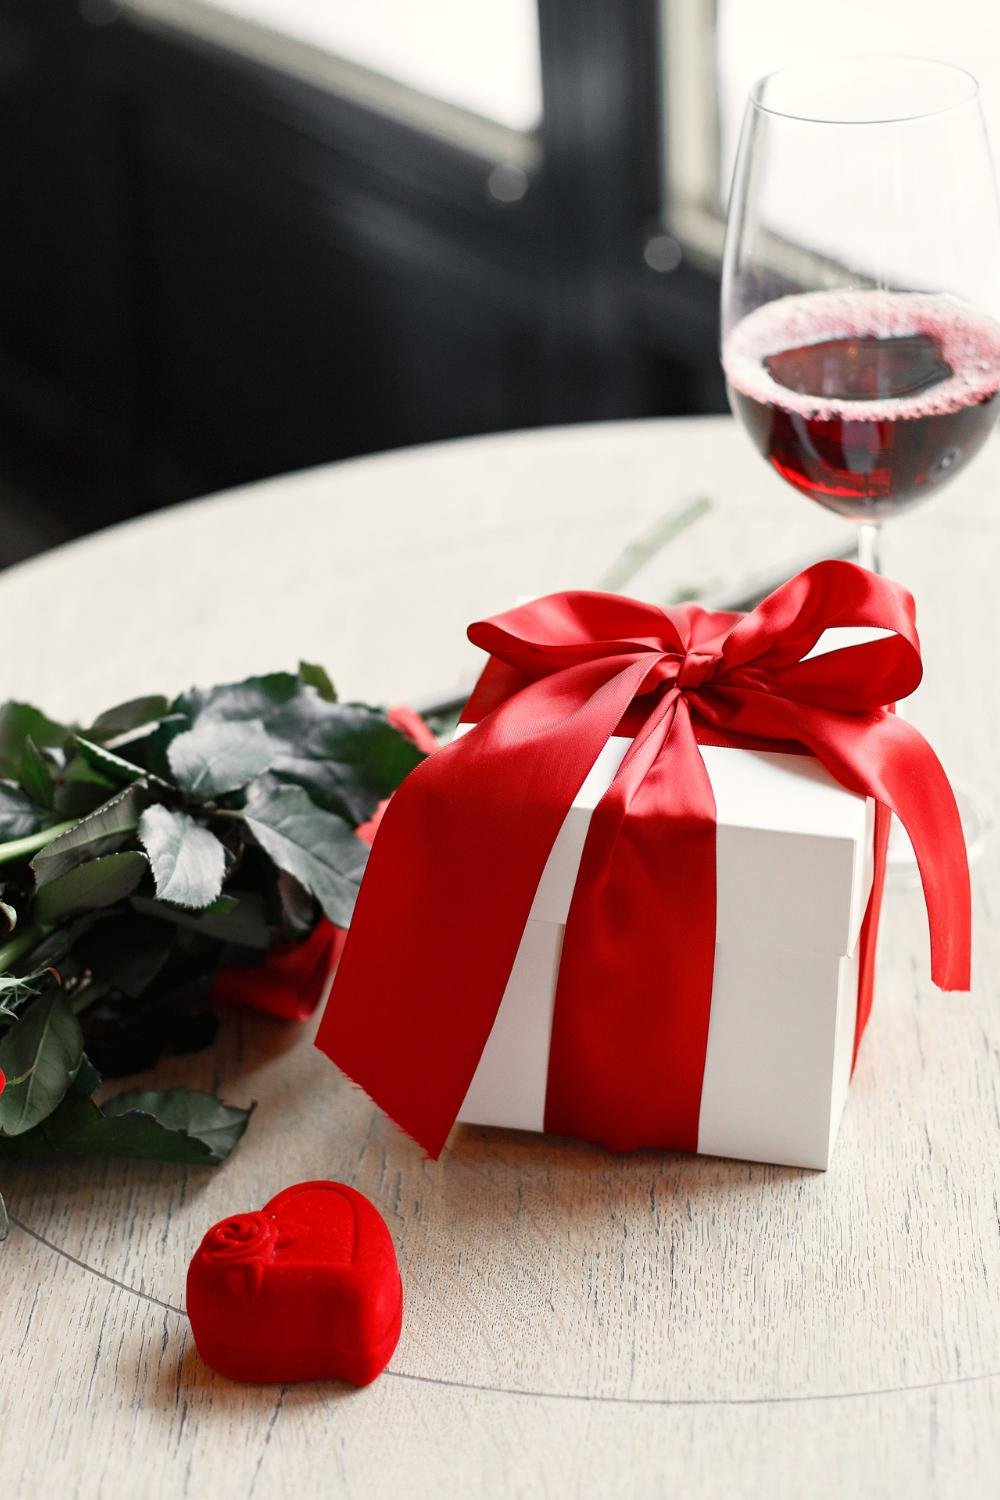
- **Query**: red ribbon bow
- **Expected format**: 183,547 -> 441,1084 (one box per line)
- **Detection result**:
316,561 -> 971,1158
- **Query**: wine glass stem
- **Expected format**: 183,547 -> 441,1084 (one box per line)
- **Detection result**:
857,521 -> 882,574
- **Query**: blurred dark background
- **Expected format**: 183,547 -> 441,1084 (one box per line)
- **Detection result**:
1,1 -> 990,566
0,0 -> 730,564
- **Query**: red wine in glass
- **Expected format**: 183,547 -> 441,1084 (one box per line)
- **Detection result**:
721,59 -> 1000,874
722,290 -> 1000,521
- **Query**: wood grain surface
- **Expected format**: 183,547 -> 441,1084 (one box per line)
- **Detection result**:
1,417 -> 998,1497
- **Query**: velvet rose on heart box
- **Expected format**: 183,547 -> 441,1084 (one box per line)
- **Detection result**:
187,1181 -> 403,1386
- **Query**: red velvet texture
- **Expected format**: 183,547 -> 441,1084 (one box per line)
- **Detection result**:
187,1182 -> 403,1385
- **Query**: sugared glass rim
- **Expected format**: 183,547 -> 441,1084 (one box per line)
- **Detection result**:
751,55 -> 979,127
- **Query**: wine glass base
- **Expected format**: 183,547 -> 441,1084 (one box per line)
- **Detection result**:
885,780 -> 991,890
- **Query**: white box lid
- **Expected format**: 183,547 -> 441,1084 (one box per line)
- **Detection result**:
454,725 -> 874,958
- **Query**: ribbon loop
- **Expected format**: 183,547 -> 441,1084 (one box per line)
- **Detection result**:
676,648 -> 722,691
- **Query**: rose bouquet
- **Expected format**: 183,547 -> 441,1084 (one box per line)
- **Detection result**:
0,664 -> 429,1228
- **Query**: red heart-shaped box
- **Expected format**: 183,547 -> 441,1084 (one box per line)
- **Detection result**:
187,1181 -> 403,1385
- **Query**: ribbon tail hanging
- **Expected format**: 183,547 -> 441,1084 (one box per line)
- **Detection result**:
316,653 -> 664,1156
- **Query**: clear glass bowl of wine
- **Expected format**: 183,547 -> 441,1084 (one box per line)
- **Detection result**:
721,55 -> 1000,874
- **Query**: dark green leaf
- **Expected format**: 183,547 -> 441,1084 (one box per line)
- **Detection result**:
87,695 -> 171,739
130,891 -> 271,949
0,991 -> 83,1136
123,715 -> 190,782
173,676 -> 333,764
240,781 -> 368,927
72,734 -> 171,791
172,673 -> 302,729
75,913 -> 174,999
0,702 -> 70,777
22,914 -> 101,975
167,718 -> 275,798
102,716 -> 192,778
298,661 -> 336,702
73,1054 -> 102,1095
53,756 -> 118,819
0,782 -> 45,840
172,678 -> 420,822
32,851 -> 148,925
138,805 -> 226,910
199,895 -> 239,916
271,705 -> 424,823
19,736 -> 54,811
104,1088 -> 251,1160
0,1085 -> 251,1164
33,783 -> 154,887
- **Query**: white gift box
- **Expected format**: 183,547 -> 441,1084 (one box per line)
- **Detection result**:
455,726 -> 876,1170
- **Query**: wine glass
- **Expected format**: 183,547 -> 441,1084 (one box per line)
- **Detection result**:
720,55 -> 1000,870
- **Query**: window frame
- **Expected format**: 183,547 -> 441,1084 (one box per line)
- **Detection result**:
123,0 -> 542,170
661,0 -> 727,270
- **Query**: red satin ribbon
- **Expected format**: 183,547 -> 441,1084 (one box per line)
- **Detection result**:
316,561 -> 971,1158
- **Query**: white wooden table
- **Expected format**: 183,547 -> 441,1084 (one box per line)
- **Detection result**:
2,416 -> 998,1499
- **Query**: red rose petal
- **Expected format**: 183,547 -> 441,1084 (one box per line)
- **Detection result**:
211,919 -> 343,1022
